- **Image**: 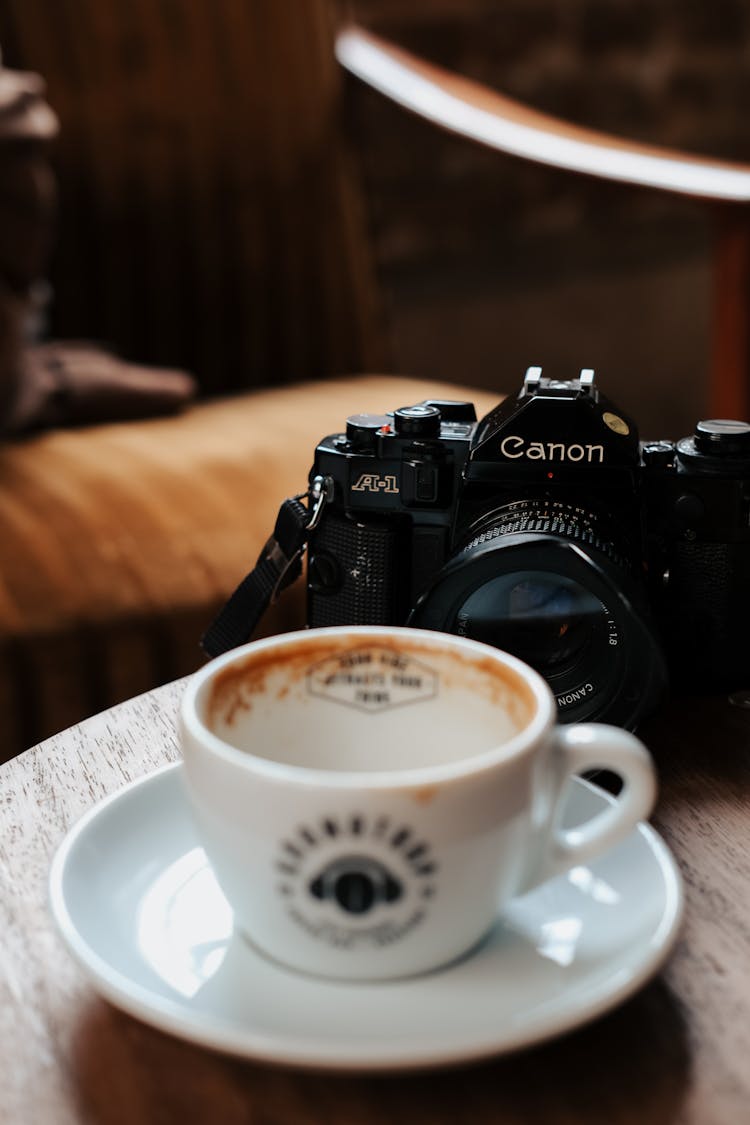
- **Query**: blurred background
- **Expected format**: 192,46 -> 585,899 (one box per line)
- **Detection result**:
1,0 -> 748,755
2,0 -> 746,437
344,0 -> 750,438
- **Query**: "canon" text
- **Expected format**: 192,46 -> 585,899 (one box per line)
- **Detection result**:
500,435 -> 604,463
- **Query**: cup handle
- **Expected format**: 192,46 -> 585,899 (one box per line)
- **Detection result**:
524,723 -> 657,892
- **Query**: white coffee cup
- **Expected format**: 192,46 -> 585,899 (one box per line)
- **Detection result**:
179,626 -> 656,981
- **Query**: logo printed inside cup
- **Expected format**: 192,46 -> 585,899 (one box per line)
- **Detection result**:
275,813 -> 438,949
307,646 -> 438,712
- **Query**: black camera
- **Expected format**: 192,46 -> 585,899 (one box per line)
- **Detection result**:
304,367 -> 750,728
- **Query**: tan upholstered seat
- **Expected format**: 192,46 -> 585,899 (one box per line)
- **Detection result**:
0,374 -> 497,757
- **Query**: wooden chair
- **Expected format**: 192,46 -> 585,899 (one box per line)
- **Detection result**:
336,25 -> 750,422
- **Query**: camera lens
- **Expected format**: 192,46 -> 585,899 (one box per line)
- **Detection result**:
408,499 -> 666,728
459,572 -> 605,675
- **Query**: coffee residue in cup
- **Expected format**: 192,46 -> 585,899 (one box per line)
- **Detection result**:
206,635 -> 536,733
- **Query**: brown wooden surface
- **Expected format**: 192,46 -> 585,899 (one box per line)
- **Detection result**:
2,679 -> 750,1123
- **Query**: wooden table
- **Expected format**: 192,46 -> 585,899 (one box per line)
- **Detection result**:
2,679 -> 750,1125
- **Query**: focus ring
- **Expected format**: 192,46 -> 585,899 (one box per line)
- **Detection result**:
461,504 -> 625,569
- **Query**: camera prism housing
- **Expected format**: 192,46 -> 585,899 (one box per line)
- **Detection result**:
307,369 -> 750,727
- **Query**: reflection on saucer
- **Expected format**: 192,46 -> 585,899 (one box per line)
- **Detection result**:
568,865 -> 621,905
525,866 -> 619,967
137,847 -> 231,998
536,916 -> 583,967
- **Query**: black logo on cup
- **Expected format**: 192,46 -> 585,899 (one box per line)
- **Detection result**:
275,814 -> 437,949
309,856 -> 403,914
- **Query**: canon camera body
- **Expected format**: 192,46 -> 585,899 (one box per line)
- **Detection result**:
305,368 -> 750,728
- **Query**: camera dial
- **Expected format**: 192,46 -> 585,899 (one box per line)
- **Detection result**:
346,413 -> 391,449
676,419 -> 750,471
394,404 -> 442,438
694,419 -> 750,455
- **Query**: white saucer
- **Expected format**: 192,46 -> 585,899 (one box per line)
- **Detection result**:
49,763 -> 683,1072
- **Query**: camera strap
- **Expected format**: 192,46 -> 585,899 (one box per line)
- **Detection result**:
200,475 -> 333,658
